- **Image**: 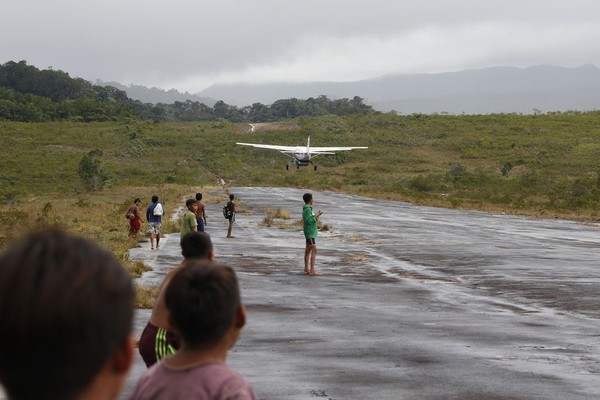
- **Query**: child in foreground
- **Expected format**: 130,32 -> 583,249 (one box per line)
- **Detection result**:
131,260 -> 257,400
0,229 -> 135,400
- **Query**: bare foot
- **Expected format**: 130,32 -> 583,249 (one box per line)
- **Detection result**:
304,271 -> 310,275
309,271 -> 321,276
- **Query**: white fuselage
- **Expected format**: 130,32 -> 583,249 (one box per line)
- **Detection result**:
294,151 -> 310,165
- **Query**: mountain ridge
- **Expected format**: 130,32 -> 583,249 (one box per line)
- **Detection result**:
196,65 -> 600,114
96,80 -> 216,106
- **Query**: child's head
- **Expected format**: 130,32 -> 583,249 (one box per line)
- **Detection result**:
180,231 -> 213,260
186,198 -> 198,210
152,195 -> 159,203
165,261 -> 243,348
0,229 -> 135,400
229,194 -> 235,201
195,193 -> 203,201
303,192 -> 313,204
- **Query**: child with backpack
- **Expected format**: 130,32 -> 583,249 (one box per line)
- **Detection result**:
225,194 -> 236,238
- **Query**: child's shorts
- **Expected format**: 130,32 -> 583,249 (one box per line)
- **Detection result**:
138,321 -> 179,367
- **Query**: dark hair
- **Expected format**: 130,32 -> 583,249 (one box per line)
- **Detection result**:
166,261 -> 240,348
180,231 -> 213,259
0,229 -> 134,400
151,195 -> 159,203
133,197 -> 141,204
229,194 -> 235,200
186,198 -> 197,208
195,193 -> 203,201
303,193 -> 313,203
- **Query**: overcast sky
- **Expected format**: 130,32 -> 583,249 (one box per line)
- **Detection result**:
2,0 -> 600,93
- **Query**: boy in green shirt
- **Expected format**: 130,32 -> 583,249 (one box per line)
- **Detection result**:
180,198 -> 198,239
302,192 -> 323,276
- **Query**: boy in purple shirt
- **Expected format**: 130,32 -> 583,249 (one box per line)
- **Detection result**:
131,261 -> 257,400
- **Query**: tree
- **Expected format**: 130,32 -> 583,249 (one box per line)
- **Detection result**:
77,149 -> 111,191
213,100 -> 230,119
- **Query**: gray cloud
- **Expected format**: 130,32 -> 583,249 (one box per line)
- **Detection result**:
2,0 -> 600,92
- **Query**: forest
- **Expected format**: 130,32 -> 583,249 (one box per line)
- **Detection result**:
0,60 -> 374,123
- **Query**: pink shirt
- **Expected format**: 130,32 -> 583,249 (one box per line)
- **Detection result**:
131,361 -> 257,400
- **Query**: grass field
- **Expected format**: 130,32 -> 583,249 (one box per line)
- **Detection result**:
3,113 -> 600,304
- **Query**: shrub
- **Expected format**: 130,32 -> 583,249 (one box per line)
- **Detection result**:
77,149 -> 111,191
501,162 -> 513,177
135,284 -> 161,309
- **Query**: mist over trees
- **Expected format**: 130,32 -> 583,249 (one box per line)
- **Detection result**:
0,61 -> 374,122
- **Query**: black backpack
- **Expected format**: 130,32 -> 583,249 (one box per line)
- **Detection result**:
222,204 -> 233,219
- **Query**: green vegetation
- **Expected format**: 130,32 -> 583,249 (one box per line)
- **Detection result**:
3,112 -> 600,305
0,61 -> 373,122
2,112 -> 600,221
78,149 -> 111,191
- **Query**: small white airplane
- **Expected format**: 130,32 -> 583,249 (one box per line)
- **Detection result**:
236,134 -> 368,170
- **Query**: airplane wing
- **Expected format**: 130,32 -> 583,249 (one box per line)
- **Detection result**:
237,142 -> 368,155
236,142 -> 305,154
309,146 -> 368,153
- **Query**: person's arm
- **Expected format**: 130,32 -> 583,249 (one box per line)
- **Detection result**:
135,206 -> 144,222
202,205 -> 207,224
303,207 -> 316,223
192,214 -> 198,231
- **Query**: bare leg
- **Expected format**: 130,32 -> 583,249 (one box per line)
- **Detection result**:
304,246 -> 311,274
227,220 -> 234,238
150,234 -> 155,250
309,244 -> 320,275
156,234 -> 160,249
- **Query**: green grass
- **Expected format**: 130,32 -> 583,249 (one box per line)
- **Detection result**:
4,113 -> 600,229
3,113 -> 600,220
5,112 -> 600,305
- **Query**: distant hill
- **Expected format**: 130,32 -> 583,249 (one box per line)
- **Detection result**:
197,65 -> 600,114
97,80 -> 216,106
0,60 -> 373,123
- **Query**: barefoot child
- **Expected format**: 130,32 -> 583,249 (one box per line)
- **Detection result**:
226,194 -> 236,238
302,192 -> 323,276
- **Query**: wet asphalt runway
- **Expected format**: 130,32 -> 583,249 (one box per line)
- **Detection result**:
123,187 -> 600,399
